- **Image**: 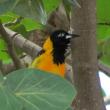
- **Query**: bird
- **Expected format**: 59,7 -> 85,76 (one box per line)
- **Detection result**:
31,29 -> 79,77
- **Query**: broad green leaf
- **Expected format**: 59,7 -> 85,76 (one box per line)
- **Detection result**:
0,0 -> 47,25
0,0 -> 62,25
97,25 -> 110,42
0,75 -> 22,110
97,0 -> 110,22
5,68 -> 76,110
21,18 -> 44,31
97,0 -> 110,66
0,12 -> 18,23
10,24 -> 28,36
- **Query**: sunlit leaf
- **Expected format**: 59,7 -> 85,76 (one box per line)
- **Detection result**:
0,12 -> 18,23
97,0 -> 110,22
97,25 -> 110,42
21,18 -> 44,31
0,39 -> 11,63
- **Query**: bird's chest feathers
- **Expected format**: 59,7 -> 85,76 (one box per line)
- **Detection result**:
32,37 -> 66,77
36,53 -> 65,77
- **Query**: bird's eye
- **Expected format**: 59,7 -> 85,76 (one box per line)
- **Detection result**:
58,33 -> 65,37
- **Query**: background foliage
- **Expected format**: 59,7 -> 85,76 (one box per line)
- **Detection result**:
0,0 -> 109,109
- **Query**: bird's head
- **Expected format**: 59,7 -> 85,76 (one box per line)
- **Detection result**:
50,29 -> 79,47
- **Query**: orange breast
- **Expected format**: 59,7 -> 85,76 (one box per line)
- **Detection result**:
31,37 -> 66,77
36,53 -> 65,77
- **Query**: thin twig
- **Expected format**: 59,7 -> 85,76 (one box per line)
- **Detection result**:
0,20 -> 23,69
98,62 -> 110,77
1,26 -> 110,78
4,27 -> 42,58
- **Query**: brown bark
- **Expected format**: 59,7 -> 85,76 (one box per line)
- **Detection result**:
71,0 -> 106,110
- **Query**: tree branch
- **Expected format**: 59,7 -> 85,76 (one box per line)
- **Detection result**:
4,27 -> 42,58
0,20 -> 23,69
1,26 -> 110,79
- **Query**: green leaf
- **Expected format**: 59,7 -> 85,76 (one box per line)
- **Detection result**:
0,75 -> 22,110
96,0 -> 110,66
97,25 -> 110,42
66,107 -> 73,110
0,0 -> 47,24
5,68 -> 76,110
0,39 -> 11,63
0,0 -> 62,25
97,0 -> 110,22
99,39 -> 110,66
42,0 -> 61,14
10,24 -> 28,36
21,18 -> 44,31
0,12 -> 18,23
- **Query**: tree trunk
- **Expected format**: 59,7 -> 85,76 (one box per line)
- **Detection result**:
71,0 -> 106,110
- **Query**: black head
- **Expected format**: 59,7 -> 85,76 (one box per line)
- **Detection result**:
50,30 -> 79,64
50,29 -> 79,47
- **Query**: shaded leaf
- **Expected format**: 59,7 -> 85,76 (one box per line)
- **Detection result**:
66,106 -> 73,110
0,0 -> 47,25
5,68 -> 76,110
0,75 -> 22,110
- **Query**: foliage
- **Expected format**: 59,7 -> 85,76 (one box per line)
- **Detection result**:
0,38 -> 11,63
0,69 -> 76,110
0,0 -> 62,25
0,0 -> 108,109
0,0 -> 80,64
97,0 -> 110,66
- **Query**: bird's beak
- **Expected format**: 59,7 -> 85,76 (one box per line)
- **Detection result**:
66,34 -> 80,39
70,34 -> 80,38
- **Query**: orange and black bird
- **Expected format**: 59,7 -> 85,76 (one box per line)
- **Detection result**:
31,30 -> 79,77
